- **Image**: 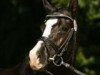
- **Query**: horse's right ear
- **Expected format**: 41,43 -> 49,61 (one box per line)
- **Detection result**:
68,0 -> 78,18
42,0 -> 56,13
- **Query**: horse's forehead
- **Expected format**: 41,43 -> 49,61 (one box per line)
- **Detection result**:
45,19 -> 58,26
54,10 -> 71,17
42,19 -> 58,37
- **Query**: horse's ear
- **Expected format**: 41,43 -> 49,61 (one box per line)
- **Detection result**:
68,0 -> 78,18
42,0 -> 56,13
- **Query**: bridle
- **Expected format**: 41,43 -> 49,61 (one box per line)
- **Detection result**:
40,14 -> 75,66
39,14 -> 86,75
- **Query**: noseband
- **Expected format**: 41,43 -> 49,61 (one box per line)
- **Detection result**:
40,15 -> 86,75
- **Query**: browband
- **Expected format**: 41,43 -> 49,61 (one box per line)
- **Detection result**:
46,15 -> 73,22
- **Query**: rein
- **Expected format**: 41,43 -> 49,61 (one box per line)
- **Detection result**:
40,15 -> 86,75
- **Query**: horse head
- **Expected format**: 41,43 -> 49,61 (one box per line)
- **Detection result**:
29,0 -> 78,71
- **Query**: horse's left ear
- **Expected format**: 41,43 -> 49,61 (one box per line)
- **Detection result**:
68,0 -> 78,18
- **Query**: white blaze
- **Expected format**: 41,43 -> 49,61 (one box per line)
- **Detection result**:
42,19 -> 58,37
29,41 -> 44,70
29,19 -> 58,70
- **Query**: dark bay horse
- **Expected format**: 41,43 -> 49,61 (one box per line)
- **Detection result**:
0,0 -> 86,75
28,0 -> 85,75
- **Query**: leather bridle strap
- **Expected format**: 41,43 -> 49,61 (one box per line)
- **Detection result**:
40,27 -> 74,67
56,28 -> 74,56
40,28 -> 73,65
46,15 -> 73,22
40,15 -> 75,66
40,37 -> 59,52
49,28 -> 74,67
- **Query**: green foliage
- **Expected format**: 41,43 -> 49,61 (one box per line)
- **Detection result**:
79,0 -> 100,20
76,47 -> 95,66
76,47 -> 95,75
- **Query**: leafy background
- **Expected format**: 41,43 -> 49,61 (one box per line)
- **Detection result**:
0,0 -> 100,75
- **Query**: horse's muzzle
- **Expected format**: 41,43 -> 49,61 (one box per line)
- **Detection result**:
29,50 -> 45,70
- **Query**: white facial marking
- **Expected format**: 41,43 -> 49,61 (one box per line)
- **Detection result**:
30,41 -> 43,54
29,41 -> 44,70
42,19 -> 58,37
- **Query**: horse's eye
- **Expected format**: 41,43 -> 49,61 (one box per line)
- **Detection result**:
66,19 -> 70,23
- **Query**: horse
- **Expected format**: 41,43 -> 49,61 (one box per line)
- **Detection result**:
28,0 -> 86,75
0,0 -> 86,75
